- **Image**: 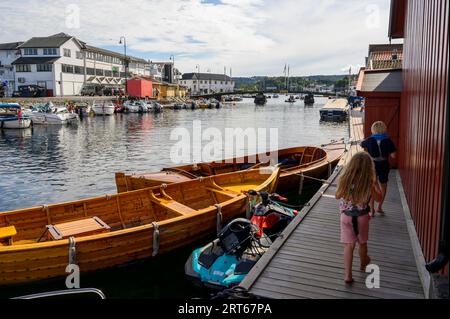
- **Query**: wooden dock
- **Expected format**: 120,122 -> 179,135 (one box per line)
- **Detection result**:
239,109 -> 425,299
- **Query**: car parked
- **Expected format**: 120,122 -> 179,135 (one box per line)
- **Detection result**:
14,85 -> 47,97
81,85 -> 103,96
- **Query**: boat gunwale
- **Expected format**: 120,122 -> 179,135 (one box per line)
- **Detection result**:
132,145 -> 335,181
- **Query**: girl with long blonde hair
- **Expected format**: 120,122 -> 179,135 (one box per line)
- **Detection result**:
336,152 -> 382,284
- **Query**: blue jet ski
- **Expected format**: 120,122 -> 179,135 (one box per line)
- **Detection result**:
185,218 -> 271,290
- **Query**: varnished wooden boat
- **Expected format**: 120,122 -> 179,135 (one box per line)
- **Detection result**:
116,141 -> 346,194
0,168 -> 279,285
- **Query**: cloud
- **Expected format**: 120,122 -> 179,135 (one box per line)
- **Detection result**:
0,0 -> 400,76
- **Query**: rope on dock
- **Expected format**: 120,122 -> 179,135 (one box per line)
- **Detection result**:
294,173 -> 338,187
320,137 -> 345,147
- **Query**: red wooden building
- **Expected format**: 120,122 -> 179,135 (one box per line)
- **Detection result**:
126,79 -> 153,98
357,67 -> 402,167
360,0 -> 448,281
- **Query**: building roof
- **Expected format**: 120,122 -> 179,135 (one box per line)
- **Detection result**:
18,33 -> 74,48
12,57 -> 60,65
84,45 -> 148,64
182,73 -> 232,81
16,32 -> 149,64
389,0 -> 406,39
368,44 -> 403,54
369,51 -> 403,69
0,42 -> 23,50
358,69 -> 403,93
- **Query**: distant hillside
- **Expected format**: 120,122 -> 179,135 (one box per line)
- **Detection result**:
233,75 -> 352,91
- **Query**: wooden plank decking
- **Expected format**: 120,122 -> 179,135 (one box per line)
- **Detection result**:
239,109 -> 424,299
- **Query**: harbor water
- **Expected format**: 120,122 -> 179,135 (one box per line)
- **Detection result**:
0,96 -> 348,298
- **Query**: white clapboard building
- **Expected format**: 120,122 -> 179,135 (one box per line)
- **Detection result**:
181,73 -> 234,95
0,33 -> 153,96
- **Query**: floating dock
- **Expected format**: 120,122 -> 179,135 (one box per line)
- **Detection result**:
239,109 -> 425,299
319,98 -> 349,122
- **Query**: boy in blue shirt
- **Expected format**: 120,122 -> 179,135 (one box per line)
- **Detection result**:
361,121 -> 397,216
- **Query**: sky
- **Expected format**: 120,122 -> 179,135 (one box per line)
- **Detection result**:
0,0 -> 402,77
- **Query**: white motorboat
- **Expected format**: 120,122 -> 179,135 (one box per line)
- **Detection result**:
123,101 -> 141,113
0,103 -> 32,129
136,100 -> 153,112
25,102 -> 79,125
92,101 -> 115,115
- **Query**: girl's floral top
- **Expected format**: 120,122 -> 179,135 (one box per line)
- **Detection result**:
339,198 -> 369,213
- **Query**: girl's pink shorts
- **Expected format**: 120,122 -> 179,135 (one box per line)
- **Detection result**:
340,213 -> 369,244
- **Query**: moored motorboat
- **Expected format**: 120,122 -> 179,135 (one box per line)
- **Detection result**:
0,103 -> 32,129
25,102 -> 79,125
0,167 -> 280,285
123,100 -> 141,113
304,93 -> 315,105
254,93 -> 267,106
115,142 -> 345,194
285,95 -> 296,103
135,100 -> 153,113
209,99 -> 221,109
198,99 -> 209,109
152,101 -> 163,113
319,98 -> 349,122
92,101 -> 115,116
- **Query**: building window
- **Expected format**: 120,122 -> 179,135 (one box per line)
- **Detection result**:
215,81 -> 217,84
104,70 -> 112,77
76,51 -> 83,59
96,69 -> 104,76
74,66 -> 84,74
43,48 -> 57,55
16,64 -> 31,72
63,49 -> 71,57
62,64 -> 74,73
86,68 -> 95,75
24,48 -> 37,55
37,64 -> 53,72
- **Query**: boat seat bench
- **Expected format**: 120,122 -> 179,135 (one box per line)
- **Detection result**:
46,216 -> 111,240
205,187 -> 240,198
153,200 -> 198,216
0,226 -> 17,245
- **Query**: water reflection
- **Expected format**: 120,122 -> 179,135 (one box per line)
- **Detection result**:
0,97 -> 348,211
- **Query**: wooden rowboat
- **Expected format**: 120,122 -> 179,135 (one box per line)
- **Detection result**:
115,141 -> 346,194
0,168 -> 279,285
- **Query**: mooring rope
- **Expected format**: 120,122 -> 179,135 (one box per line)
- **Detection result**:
294,173 -> 338,187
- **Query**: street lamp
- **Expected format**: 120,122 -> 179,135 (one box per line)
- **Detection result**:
195,64 -> 200,94
119,36 -> 128,95
169,55 -> 175,84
